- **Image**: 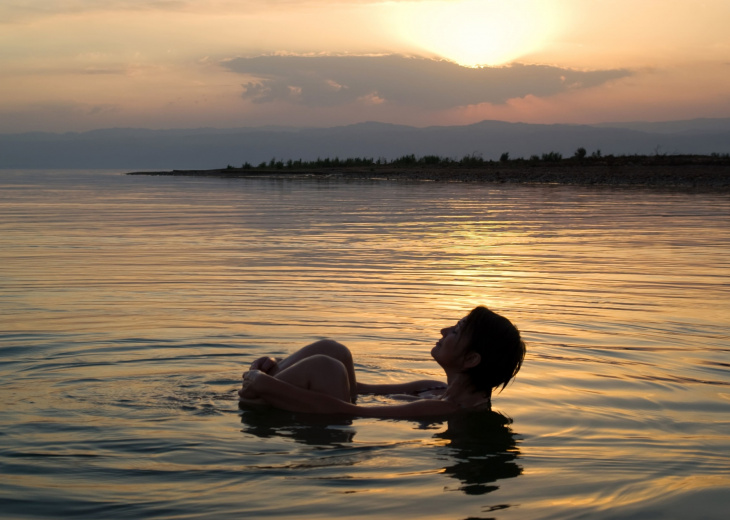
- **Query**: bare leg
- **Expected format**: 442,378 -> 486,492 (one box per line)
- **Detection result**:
274,354 -> 352,403
272,340 -> 357,401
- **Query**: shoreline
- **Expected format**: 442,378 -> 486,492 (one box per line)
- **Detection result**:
127,155 -> 730,190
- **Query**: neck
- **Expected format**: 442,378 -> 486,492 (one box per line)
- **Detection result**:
444,373 -> 491,406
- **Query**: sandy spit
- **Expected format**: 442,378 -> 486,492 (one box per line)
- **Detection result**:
128,157 -> 730,190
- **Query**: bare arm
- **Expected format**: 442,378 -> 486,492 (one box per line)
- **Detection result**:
356,380 -> 447,396
240,371 -> 459,418
240,370 -> 354,414
354,399 -> 460,418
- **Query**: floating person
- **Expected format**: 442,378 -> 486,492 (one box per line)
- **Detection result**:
238,306 -> 525,418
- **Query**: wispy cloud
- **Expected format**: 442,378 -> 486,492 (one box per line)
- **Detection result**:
223,55 -> 632,109
0,0 -> 406,23
0,0 -> 192,23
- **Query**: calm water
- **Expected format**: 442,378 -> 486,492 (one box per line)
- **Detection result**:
1,170 -> 729,519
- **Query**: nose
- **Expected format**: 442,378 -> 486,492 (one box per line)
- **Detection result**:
440,326 -> 451,336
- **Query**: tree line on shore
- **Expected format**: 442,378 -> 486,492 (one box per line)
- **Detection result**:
227,149 -> 729,171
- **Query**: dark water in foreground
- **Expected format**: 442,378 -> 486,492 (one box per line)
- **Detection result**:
1,170 -> 729,519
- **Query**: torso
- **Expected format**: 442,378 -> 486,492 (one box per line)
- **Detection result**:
387,387 -> 447,402
416,387 -> 492,410
415,388 -> 447,399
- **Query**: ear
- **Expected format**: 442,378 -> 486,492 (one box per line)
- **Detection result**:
462,351 -> 481,370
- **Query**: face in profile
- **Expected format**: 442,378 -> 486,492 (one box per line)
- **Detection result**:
431,317 -> 474,371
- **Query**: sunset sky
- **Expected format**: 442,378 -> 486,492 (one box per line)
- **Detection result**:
1,0 -> 728,133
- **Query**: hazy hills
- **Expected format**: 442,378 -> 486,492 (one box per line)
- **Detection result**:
1,118 -> 729,170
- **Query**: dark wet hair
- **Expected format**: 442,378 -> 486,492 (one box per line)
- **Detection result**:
461,306 -> 525,393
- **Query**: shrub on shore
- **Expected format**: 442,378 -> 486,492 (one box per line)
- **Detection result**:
226,151 -> 729,171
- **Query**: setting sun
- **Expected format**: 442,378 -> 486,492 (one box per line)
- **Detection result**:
390,0 -> 563,67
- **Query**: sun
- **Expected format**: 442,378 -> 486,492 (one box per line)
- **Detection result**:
389,0 -> 560,67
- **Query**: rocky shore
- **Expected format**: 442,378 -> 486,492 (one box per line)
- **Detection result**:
128,155 -> 730,190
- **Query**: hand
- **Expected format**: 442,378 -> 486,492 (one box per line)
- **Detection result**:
239,369 -> 264,400
248,356 -> 279,375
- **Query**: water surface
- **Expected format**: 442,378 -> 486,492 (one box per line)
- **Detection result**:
1,170 -> 729,519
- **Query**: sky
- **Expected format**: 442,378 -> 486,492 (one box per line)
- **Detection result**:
1,0 -> 728,133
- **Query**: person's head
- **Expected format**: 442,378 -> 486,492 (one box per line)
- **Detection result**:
462,306 -> 525,393
433,306 -> 525,393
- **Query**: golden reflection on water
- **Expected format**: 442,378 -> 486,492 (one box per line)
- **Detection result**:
1,172 -> 729,519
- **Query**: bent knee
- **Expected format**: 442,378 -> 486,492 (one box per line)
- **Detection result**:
293,354 -> 351,401
307,339 -> 353,363
304,354 -> 348,373
279,354 -> 349,380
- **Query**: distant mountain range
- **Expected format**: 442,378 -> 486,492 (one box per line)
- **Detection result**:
1,118 -> 729,170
